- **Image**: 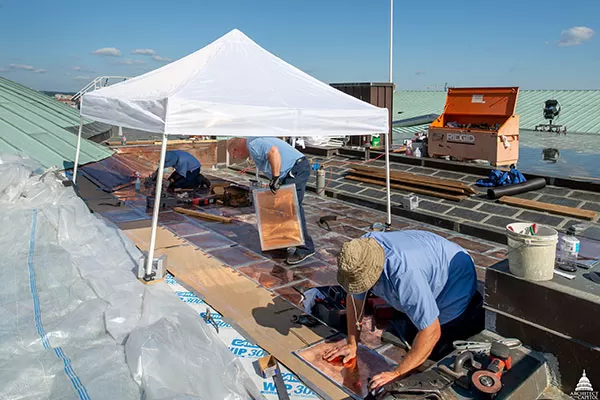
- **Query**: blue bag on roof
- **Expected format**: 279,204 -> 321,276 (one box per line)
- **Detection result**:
476,168 -> 526,187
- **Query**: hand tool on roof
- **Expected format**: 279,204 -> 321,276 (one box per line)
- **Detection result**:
367,368 -> 453,400
146,193 -> 178,210
173,207 -> 233,223
380,331 -> 412,351
290,314 -> 319,327
452,338 -> 521,353
557,262 -> 578,272
179,195 -> 219,206
437,351 -> 482,390
257,355 -> 290,400
317,215 -> 337,231
203,308 -> 219,333
471,341 -> 512,396
554,269 -> 576,280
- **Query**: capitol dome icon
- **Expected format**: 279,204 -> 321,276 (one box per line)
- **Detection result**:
575,370 -> 594,392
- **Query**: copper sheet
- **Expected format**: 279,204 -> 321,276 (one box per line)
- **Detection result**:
253,185 -> 304,251
81,153 -> 155,192
116,142 -> 218,170
294,334 -> 396,399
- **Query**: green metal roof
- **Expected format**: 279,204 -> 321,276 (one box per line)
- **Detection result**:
393,89 -> 600,134
517,90 -> 600,133
393,91 -> 446,123
0,77 -> 113,169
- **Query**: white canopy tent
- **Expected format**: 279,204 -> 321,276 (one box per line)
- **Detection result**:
74,29 -> 391,280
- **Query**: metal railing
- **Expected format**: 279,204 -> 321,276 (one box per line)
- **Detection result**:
71,76 -> 130,102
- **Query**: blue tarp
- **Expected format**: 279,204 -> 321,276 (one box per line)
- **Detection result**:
476,168 -> 526,187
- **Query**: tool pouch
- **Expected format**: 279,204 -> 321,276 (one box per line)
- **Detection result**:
223,185 -> 251,207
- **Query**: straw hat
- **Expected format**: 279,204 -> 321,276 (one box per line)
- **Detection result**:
337,238 -> 385,294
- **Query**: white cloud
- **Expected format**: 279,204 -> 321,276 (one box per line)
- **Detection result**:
152,55 -> 172,63
9,63 -> 35,71
91,47 -> 121,57
131,49 -> 156,56
74,75 -> 92,81
0,67 -> 8,72
72,66 -> 95,73
6,64 -> 46,73
558,26 -> 595,47
119,58 -> 145,65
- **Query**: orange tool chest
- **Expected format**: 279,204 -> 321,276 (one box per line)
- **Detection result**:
428,87 -> 520,166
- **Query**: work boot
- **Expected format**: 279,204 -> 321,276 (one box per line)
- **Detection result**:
286,250 -> 315,265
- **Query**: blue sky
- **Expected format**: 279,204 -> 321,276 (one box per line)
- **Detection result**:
0,0 -> 597,92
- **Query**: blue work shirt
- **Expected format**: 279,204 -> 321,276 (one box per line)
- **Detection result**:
246,137 -> 304,179
164,150 -> 201,175
355,231 -> 477,330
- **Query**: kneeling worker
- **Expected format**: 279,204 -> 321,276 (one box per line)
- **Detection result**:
151,150 -> 209,189
324,230 -> 484,391
228,137 -> 315,265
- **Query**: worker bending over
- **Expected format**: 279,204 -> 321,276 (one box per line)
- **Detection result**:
228,137 -> 314,265
151,150 -> 209,189
324,230 -> 484,390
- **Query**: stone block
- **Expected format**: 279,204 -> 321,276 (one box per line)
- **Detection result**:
538,195 -> 583,208
485,260 -> 600,347
478,203 -> 520,217
517,210 -> 565,227
446,207 -> 488,222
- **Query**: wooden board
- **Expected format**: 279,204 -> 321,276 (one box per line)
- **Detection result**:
121,224 -> 348,399
498,196 -> 598,220
348,170 -> 469,196
173,207 -> 233,223
351,167 -> 475,195
346,175 -> 467,202
351,165 -> 477,194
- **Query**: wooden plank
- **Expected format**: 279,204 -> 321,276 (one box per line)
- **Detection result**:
346,175 -> 467,202
498,196 -> 598,220
119,226 -> 347,399
173,207 -> 233,223
352,165 -> 475,194
349,170 -> 469,195
107,140 -> 156,146
351,165 -> 477,194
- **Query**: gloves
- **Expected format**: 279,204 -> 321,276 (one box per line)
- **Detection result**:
269,175 -> 281,194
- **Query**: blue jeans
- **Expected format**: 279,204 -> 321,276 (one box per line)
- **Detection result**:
281,158 -> 315,255
168,168 -> 209,189
387,291 -> 484,361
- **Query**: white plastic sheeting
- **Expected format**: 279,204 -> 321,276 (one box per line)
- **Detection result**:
0,154 -> 263,400
80,29 -> 389,137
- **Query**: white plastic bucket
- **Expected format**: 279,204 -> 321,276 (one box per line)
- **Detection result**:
506,223 -> 558,281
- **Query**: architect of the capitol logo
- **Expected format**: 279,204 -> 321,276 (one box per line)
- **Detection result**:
571,370 -> 598,400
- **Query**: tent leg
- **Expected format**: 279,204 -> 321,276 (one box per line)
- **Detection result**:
385,131 -> 392,226
72,117 -> 84,183
145,133 -> 169,281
